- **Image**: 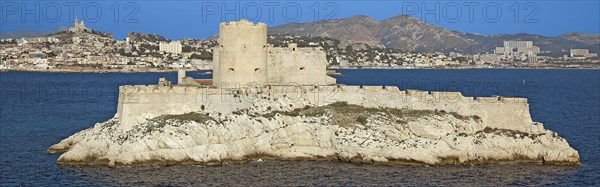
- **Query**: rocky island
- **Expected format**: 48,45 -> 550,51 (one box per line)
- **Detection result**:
48,20 -> 580,166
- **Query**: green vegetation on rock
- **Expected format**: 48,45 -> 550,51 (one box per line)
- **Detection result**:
261,102 -> 481,128
144,112 -> 215,134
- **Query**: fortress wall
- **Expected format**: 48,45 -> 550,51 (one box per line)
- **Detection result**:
326,87 -> 532,132
212,49 -> 220,84
267,47 -> 335,85
117,85 -> 533,132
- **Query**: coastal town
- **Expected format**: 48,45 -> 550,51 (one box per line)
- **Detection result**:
1,19 -> 598,72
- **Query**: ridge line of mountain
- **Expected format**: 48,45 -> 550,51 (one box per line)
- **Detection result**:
4,15 -> 598,57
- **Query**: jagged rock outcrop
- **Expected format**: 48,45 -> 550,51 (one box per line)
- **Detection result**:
126,32 -> 168,43
48,102 -> 579,166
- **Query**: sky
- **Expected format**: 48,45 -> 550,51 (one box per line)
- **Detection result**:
1,0 -> 599,40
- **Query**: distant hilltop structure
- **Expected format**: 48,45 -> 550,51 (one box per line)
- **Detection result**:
69,17 -> 89,33
178,19 -> 335,87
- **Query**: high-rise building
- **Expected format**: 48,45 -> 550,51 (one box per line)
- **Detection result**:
570,49 -> 597,59
570,49 -> 588,57
159,41 -> 182,54
503,41 -> 533,49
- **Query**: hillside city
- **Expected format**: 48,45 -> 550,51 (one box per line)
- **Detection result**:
1,19 -> 598,72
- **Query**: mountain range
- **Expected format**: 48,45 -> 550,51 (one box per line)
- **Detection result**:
0,27 -> 68,39
269,15 -> 600,57
3,15 -> 598,57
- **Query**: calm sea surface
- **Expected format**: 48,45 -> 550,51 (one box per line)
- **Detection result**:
0,69 -> 598,186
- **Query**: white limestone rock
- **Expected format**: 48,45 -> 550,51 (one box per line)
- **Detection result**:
48,104 -> 580,166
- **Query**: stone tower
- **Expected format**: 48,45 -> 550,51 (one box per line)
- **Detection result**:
212,20 -> 268,87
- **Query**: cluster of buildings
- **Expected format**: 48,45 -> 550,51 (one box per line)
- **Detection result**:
1,19 -> 598,71
331,40 -> 598,68
335,49 -> 463,68
268,36 -> 465,68
0,19 -> 212,72
268,34 -> 597,69
494,41 -> 541,62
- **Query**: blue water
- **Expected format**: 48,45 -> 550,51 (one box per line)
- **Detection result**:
0,69 -> 598,186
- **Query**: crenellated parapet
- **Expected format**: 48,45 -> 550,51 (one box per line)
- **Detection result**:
220,20 -> 267,29
121,85 -> 199,94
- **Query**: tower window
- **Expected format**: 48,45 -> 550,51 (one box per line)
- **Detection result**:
299,67 -> 305,70
229,68 -> 235,72
255,68 -> 261,72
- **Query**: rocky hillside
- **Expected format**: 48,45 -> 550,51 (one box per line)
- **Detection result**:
46,29 -> 115,44
127,32 -> 168,43
48,101 -> 579,166
269,15 -> 600,56
269,16 -> 383,48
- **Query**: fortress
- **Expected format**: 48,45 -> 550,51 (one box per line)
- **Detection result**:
212,20 -> 335,86
116,20 -> 535,133
50,20 -> 579,166
177,20 -> 335,87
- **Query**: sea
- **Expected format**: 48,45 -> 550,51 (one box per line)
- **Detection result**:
0,69 -> 598,186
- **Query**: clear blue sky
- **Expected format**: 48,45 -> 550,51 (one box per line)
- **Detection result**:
1,0 -> 599,40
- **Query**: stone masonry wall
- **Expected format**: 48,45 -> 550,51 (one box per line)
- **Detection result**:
267,45 -> 336,85
116,85 -> 534,133
212,20 -> 268,86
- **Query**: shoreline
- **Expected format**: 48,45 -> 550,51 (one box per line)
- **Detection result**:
49,153 -> 581,167
2,66 -> 598,73
331,66 -> 600,70
0,68 -> 211,73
